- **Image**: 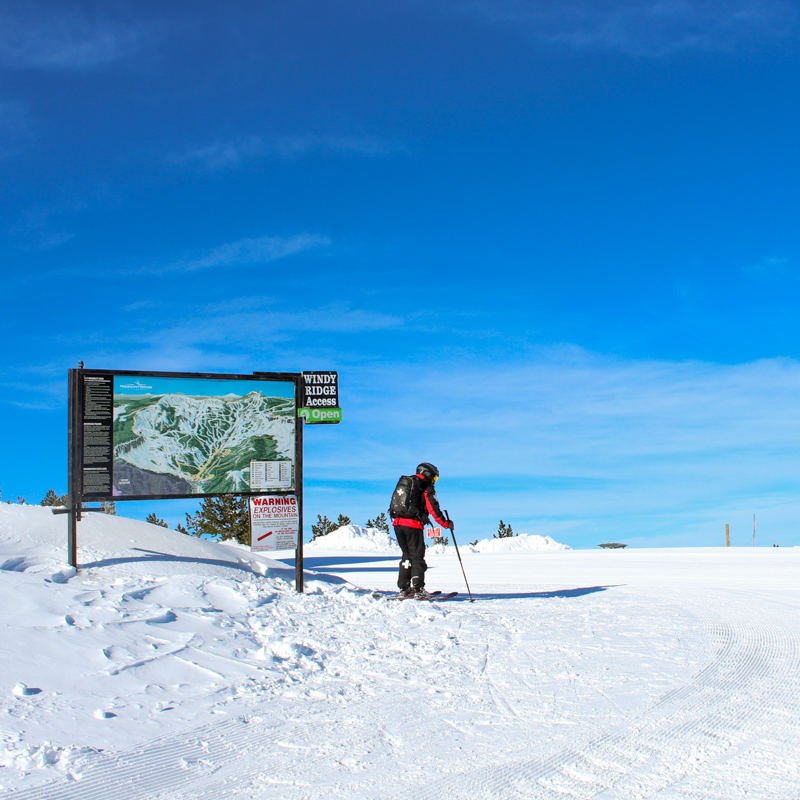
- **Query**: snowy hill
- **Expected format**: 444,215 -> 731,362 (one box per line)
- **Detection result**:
304,525 -> 570,555
0,504 -> 350,790
3,505 -> 800,799
305,524 -> 400,553
470,532 -> 571,553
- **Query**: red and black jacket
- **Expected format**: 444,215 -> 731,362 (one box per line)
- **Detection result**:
392,473 -> 448,530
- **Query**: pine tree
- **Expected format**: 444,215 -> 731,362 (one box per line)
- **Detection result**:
101,500 -> 116,515
494,519 -> 514,539
175,523 -> 189,534
146,512 -> 169,528
40,489 -> 68,507
366,512 -> 389,532
184,495 -> 249,544
311,514 -> 337,540
336,514 -> 352,528
17,497 -> 26,505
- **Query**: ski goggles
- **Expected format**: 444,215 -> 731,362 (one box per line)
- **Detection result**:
433,475 -> 438,482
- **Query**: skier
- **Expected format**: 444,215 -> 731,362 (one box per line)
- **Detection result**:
388,462 -> 453,599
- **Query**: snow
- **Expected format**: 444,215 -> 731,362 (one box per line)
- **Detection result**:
471,531 -> 570,552
305,525 -> 570,555
2,505 -> 800,799
304,524 -> 400,553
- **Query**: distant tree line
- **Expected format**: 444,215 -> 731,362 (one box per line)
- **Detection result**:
310,511 -> 394,541
494,520 -> 515,539
4,488 -> 522,555
311,514 -> 352,540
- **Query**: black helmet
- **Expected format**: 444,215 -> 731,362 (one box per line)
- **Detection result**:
416,462 -> 439,482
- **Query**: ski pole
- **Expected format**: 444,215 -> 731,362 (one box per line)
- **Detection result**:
445,510 -> 474,602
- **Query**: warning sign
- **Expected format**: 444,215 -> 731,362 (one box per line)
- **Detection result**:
249,495 -> 299,552
426,527 -> 442,538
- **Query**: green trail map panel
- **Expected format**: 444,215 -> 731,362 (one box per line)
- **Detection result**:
112,376 -> 295,496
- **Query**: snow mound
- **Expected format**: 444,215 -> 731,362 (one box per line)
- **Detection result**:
0,503 -> 295,582
471,534 -> 571,553
305,524 -> 401,554
0,504 -> 357,790
304,526 -> 570,556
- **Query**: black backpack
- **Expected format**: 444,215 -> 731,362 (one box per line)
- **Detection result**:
389,475 -> 424,521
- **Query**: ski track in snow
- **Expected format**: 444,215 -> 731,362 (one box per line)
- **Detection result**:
403,590 -> 800,800
4,508 -> 800,800
8,586 -> 800,800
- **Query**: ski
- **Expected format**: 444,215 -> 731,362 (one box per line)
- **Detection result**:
372,590 -> 443,601
372,591 -> 458,601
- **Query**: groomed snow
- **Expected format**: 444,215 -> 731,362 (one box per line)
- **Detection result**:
2,505 -> 800,799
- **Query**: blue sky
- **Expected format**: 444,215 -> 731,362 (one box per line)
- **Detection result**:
112,375 -> 294,399
2,0 -> 800,548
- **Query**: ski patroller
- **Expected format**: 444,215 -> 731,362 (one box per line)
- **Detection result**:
371,510 -> 471,603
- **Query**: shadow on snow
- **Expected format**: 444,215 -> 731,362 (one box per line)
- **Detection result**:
451,586 -> 620,601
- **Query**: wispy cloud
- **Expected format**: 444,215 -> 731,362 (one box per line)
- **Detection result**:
124,300 -> 167,312
306,350 -> 800,547
17,230 -> 76,253
170,134 -> 402,172
453,0 -> 798,56
131,301 -> 404,349
8,232 -> 331,281
34,301 -> 404,381
6,196 -> 89,252
0,1 -> 154,70
0,377 -> 64,410
0,99 -> 34,158
153,233 -> 331,274
742,256 -> 794,281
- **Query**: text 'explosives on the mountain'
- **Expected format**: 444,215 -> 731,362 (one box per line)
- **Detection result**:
249,494 -> 299,551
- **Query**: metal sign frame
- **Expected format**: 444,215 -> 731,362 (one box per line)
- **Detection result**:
67,366 -> 306,591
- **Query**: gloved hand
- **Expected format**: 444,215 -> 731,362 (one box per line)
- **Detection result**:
448,520 -> 455,531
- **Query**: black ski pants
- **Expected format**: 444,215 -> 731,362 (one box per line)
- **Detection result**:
394,524 -> 427,590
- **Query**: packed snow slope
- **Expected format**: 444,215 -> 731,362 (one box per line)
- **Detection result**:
3,506 -> 800,799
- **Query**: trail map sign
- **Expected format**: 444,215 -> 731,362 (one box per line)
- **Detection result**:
249,495 -> 299,552
67,366 -> 342,592
78,371 -> 297,500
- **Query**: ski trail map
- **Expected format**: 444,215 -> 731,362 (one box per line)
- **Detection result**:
112,376 -> 295,497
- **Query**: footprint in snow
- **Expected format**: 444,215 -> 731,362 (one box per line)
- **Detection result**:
48,568 -> 75,584
258,641 -> 316,662
64,614 -> 92,628
12,683 -> 41,697
102,645 -> 133,662
93,709 -> 117,720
